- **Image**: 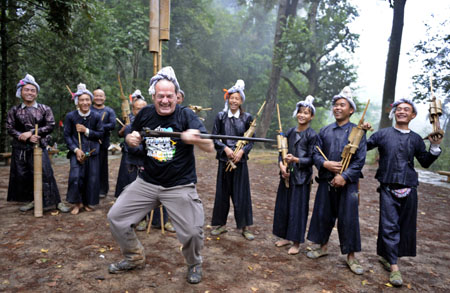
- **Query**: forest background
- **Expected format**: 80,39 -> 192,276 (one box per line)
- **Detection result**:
1,0 -> 449,171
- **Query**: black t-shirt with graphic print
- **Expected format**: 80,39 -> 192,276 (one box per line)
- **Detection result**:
131,104 -> 208,187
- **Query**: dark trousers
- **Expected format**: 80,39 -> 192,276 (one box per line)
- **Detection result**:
66,154 -> 100,206
377,185 -> 417,264
273,179 -> 310,243
211,160 -> 253,229
7,147 -> 61,208
307,180 -> 361,254
99,148 -> 109,195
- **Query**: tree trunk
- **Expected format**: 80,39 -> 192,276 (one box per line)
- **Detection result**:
379,0 -> 407,129
0,0 -> 8,152
257,0 -> 299,139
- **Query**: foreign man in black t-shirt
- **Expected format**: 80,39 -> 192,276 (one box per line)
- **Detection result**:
107,67 -> 214,284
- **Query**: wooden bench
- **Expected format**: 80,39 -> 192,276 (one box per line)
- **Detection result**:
0,149 -> 59,166
437,171 -> 450,183
0,153 -> 12,166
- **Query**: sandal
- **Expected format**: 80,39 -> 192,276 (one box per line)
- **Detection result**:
379,257 -> 391,272
389,270 -> 403,287
306,248 -> 328,259
242,230 -> 255,241
211,226 -> 228,236
346,258 -> 364,275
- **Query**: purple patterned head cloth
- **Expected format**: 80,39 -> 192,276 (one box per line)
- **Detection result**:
73,83 -> 94,105
148,66 -> 180,95
331,86 -> 356,110
389,98 -> 418,120
16,74 -> 40,98
293,95 -> 316,117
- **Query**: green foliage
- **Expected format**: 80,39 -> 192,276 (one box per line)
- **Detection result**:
280,0 -> 359,107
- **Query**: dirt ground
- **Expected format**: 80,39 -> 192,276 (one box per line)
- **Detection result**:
0,149 -> 449,292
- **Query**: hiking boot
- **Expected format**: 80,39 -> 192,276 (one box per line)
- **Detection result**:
136,220 -> 148,231
186,263 -> 202,284
390,270 -> 403,287
108,259 -> 145,274
19,202 -> 34,212
57,202 -> 71,213
164,221 -> 176,233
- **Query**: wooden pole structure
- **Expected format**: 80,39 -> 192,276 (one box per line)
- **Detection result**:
33,124 -> 43,217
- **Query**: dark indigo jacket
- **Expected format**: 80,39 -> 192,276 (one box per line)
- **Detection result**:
212,111 -> 254,162
313,121 -> 366,183
367,127 -> 440,187
64,110 -> 104,156
279,127 -> 318,185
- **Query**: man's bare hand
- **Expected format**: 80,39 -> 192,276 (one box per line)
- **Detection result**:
75,149 -> 85,162
181,129 -> 214,152
428,133 -> 443,145
323,161 -> 342,173
361,122 -> 372,131
29,134 -> 40,144
232,149 -> 244,164
76,124 -> 87,133
280,162 -> 290,179
126,131 -> 142,148
285,154 -> 298,164
18,131 -> 33,142
331,174 -> 346,188
224,147 -> 235,160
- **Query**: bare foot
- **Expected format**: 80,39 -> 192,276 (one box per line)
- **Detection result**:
275,239 -> 291,247
288,244 -> 300,255
71,204 -> 82,215
84,206 -> 94,212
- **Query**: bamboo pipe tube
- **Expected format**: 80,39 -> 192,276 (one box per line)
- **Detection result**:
149,0 -> 160,52
159,0 -> 170,40
33,124 -> 43,217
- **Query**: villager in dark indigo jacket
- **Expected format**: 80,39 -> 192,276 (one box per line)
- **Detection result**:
273,126 -> 317,247
64,109 -> 104,208
211,110 -> 254,230
211,79 -> 255,240
366,98 -> 442,287
367,128 -> 441,275
306,86 -> 366,275
307,121 -> 366,253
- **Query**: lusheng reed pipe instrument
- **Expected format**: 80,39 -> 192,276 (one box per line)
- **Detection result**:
340,99 -> 371,174
225,101 -> 267,172
424,74 -> 444,140
276,104 -> 289,188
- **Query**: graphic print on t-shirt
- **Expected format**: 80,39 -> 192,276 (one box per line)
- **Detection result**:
144,126 -> 176,162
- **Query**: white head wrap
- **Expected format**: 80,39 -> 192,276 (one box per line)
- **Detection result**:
389,98 -> 418,120
16,74 -> 40,98
131,89 -> 145,101
332,86 -> 356,110
73,83 -> 93,105
293,95 -> 316,117
223,79 -> 245,111
148,66 -> 180,95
